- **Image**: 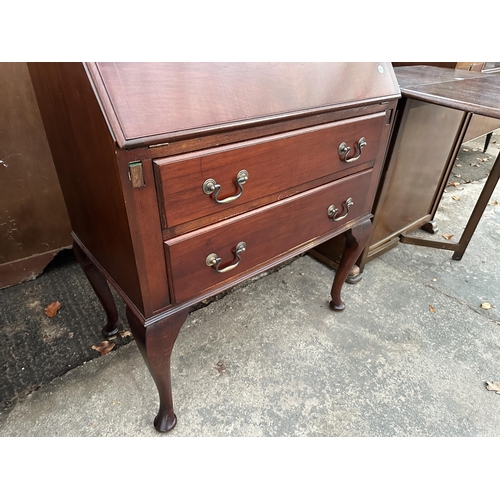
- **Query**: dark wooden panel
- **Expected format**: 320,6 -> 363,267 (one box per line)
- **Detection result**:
463,115 -> 500,142
28,62 -> 145,313
156,113 -> 386,228
94,62 -> 400,147
370,99 -> 465,247
167,170 -> 373,303
0,251 -> 63,290
0,62 -> 72,287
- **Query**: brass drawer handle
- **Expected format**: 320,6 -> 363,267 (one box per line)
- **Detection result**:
202,170 -> 249,204
327,197 -> 354,221
206,241 -> 246,273
338,137 -> 367,163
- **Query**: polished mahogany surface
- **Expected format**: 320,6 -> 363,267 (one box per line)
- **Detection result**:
156,113 -> 385,229
167,170 -> 373,303
94,62 -> 399,147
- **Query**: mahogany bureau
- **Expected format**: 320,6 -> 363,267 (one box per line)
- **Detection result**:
28,63 -> 400,432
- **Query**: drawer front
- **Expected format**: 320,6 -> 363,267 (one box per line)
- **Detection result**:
166,169 -> 373,303
155,112 -> 386,229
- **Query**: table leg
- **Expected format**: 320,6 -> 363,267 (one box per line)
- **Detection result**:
452,153 -> 500,260
126,307 -> 188,433
484,132 -> 493,153
73,240 -> 119,337
330,219 -> 372,311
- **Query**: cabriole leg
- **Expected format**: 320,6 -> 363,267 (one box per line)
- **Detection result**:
126,307 -> 188,433
330,219 -> 373,311
73,240 -> 119,337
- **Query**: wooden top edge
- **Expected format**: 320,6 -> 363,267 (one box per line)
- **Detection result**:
119,95 -> 400,150
401,87 -> 500,119
394,66 -> 500,119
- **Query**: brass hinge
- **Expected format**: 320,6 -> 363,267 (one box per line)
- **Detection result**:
128,161 -> 145,188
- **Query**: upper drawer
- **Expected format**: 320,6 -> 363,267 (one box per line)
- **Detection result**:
154,112 -> 386,228
166,169 -> 373,304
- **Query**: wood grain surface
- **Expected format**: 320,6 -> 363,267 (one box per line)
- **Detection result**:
167,169 -> 373,303
156,112 -> 385,228
394,65 -> 500,119
94,62 -> 399,146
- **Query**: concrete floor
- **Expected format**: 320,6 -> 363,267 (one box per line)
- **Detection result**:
1,150 -> 499,437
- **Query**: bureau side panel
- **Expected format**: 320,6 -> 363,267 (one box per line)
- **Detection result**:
28,62 -> 144,313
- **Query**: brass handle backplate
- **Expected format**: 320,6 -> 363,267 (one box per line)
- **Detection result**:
203,170 -> 249,204
338,137 -> 367,163
327,197 -> 354,221
206,241 -> 247,273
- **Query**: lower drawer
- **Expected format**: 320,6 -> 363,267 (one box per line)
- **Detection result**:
166,169 -> 373,303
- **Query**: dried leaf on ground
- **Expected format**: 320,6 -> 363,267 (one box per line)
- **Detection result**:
449,182 -> 460,187
442,234 -> 454,240
463,148 -> 469,152
481,302 -> 493,310
488,200 -> 499,206
429,305 -> 436,313
120,330 -> 132,338
456,163 -> 462,167
92,340 -> 115,356
452,195 -> 461,201
485,381 -> 500,395
215,361 -> 226,375
44,301 -> 62,318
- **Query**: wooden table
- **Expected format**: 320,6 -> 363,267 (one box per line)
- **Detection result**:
28,63 -> 399,432
312,65 -> 500,274
393,66 -> 500,260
